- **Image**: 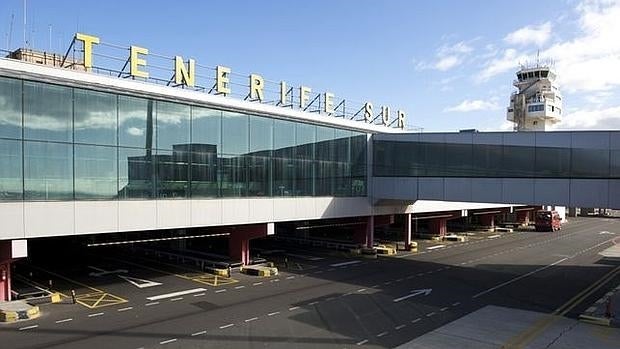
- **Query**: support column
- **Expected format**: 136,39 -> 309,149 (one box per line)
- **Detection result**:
429,218 -> 448,236
0,260 -> 11,302
516,211 -> 530,226
404,213 -> 412,246
0,240 -> 27,302
479,214 -> 495,228
228,224 -> 270,266
366,216 -> 374,248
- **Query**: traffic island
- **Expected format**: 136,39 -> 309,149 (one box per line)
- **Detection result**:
579,281 -> 619,327
0,300 -> 41,323
240,264 -> 279,277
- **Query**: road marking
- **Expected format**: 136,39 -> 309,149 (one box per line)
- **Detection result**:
88,265 -> 128,277
376,331 -> 388,337
193,293 -> 206,297
253,282 -> 263,286
371,284 -> 379,288
440,307 -> 449,312
289,306 -> 300,311
473,258 -> 567,298
452,302 -> 460,306
313,271 -> 323,275
159,338 -> 177,345
395,324 -> 406,330
327,268 -> 336,272
326,297 -> 336,301
146,288 -> 207,301
357,288 -> 366,292
585,306 -> 597,313
487,234 -> 501,239
19,325 -> 38,331
245,317 -> 258,322
170,297 -> 183,302
384,281 -> 392,285
191,330 -> 206,336
117,306 -> 133,312
268,311 -> 280,316
219,324 -> 234,329
145,301 -> 159,306
393,289 -> 432,302
55,318 -> 73,324
396,278 -> 404,282
234,285 -> 245,289
286,253 -> 323,261
329,260 -> 362,267
411,318 -> 421,324
286,276 -> 295,280
356,339 -> 369,345
426,312 -> 436,317
427,245 -> 445,250
118,275 -> 162,289
308,301 -> 319,306
88,312 -> 104,318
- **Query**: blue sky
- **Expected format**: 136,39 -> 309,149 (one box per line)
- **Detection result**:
1,0 -> 619,131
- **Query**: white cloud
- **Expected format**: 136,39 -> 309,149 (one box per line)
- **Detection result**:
444,99 -> 501,112
554,105 -> 620,130
415,40 -> 475,71
126,127 -> 144,136
504,22 -> 552,46
435,56 -> 459,71
476,48 -> 529,82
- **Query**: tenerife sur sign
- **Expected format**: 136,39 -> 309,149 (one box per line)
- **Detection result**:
74,33 -> 406,129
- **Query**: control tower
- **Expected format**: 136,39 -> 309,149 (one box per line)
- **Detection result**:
506,65 -> 562,131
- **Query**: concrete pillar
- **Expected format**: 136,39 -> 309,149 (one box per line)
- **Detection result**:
429,218 -> 448,236
479,214 -> 495,227
405,213 -> 412,246
366,216 -> 374,248
228,224 -> 269,266
0,260 -> 11,301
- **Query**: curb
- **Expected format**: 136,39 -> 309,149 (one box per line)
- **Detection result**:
579,314 -> 612,326
0,305 -> 41,323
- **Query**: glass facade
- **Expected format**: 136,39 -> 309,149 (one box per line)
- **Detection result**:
0,76 -> 367,201
374,138 -> 619,179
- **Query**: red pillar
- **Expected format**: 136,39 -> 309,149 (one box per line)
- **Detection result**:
479,214 -> 495,227
353,216 -> 375,248
228,224 -> 269,266
516,211 -> 530,225
0,261 -> 11,301
429,218 -> 448,236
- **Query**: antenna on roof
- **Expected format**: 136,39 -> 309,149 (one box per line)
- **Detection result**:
22,0 -> 26,49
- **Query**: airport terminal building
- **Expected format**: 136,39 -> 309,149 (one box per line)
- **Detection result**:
2,33 -> 620,301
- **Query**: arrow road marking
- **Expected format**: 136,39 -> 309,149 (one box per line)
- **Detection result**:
88,266 -> 128,277
118,275 -> 162,289
393,289 -> 432,302
599,231 -> 616,235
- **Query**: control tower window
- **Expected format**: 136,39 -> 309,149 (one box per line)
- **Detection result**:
541,70 -> 549,78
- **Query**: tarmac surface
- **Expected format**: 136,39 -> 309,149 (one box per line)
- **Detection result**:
1,217 -> 619,348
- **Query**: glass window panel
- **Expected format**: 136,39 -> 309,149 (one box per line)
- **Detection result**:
444,143 -> 472,176
373,141 -> 391,176
295,159 -> 314,196
75,144 -> 117,199
316,126 -> 335,161
571,148 -> 609,178
0,139 -> 22,200
274,120 -> 295,158
296,123 -> 315,160
0,77 -> 22,139
421,142 -> 445,176
222,112 -> 248,155
273,157 -> 294,196
315,160 -> 335,196
118,147 -> 154,199
535,146 -> 570,177
156,148 -> 189,198
189,146 -> 219,198
502,145 -> 535,177
334,129 -> 351,195
220,155 -> 247,197
156,101 -> 190,150
74,89 -> 117,146
472,144 -> 503,177
611,150 -> 620,178
24,141 -> 73,200
249,116 -> 273,155
24,81 -> 72,142
192,107 -> 221,153
119,95 -> 154,149
248,155 -> 271,196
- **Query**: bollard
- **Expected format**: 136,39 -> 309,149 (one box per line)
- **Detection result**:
605,298 -> 612,318
284,257 -> 288,269
71,290 -> 76,304
228,266 -> 232,278
48,279 -> 53,291
214,275 -> 218,286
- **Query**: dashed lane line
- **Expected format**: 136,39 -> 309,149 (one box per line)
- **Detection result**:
55,318 -> 73,324
376,331 -> 388,337
245,317 -> 258,323
219,324 -> 234,329
395,324 -> 406,330
88,312 -> 104,318
145,302 -> 159,306
170,297 -> 183,302
356,339 -> 369,345
191,330 -> 206,336
193,293 -> 206,297
215,289 -> 227,293
267,311 -> 280,316
289,306 -> 300,311
18,325 -> 38,331
159,338 -> 177,345
117,307 -> 133,312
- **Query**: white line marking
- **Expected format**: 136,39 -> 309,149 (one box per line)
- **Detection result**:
426,312 -> 436,317
487,235 -> 501,239
88,312 -> 104,318
234,285 -> 245,289
117,307 -> 133,312
329,260 -> 362,267
326,297 -> 336,301
411,318 -> 421,323
452,302 -> 460,306
396,278 -> 404,282
219,323 -> 234,329
193,293 -> 206,297
191,330 -> 206,336
356,339 -> 369,345
585,306 -> 597,313
159,338 -> 177,345
170,297 -> 183,302
286,276 -> 295,280
146,288 -> 207,301
268,311 -> 280,316
55,318 -> 73,324
440,307 -> 449,312
357,288 -> 367,292
289,306 -> 300,311
19,325 -> 38,331
253,282 -> 263,286
427,245 -> 445,250
473,258 -> 568,298
395,324 -> 406,330
245,317 -> 258,322
215,289 -> 227,293
376,331 -> 388,337
145,301 -> 159,306
308,301 -> 319,306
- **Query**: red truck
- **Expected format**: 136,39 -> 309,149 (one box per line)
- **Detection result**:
535,210 -> 562,232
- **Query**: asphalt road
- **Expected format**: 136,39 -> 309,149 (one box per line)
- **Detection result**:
2,217 -> 619,349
